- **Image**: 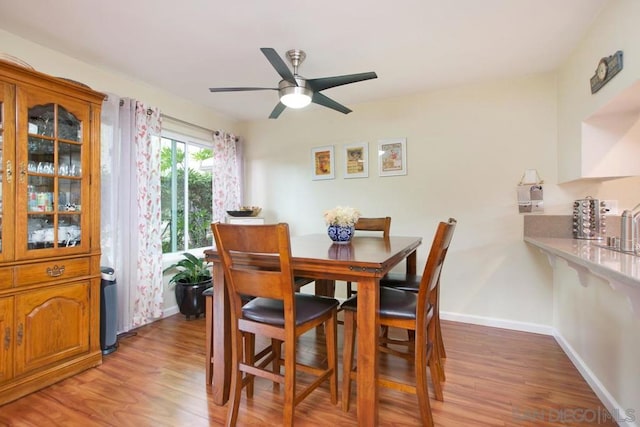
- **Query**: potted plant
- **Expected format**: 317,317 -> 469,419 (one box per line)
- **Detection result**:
164,252 -> 212,320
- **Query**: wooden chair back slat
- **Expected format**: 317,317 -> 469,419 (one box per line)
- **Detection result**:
211,222 -> 339,426
417,218 -> 456,321
354,217 -> 391,237
213,223 -> 295,303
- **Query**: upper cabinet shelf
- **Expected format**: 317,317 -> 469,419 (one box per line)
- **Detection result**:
579,80 -> 640,180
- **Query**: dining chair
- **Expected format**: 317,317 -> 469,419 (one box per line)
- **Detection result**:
341,218 -> 456,426
203,287 -> 254,386
294,276 -> 315,290
211,222 -> 339,427
346,216 -> 391,297
380,217 -> 456,362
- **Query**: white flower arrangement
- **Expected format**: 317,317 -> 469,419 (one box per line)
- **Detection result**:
323,206 -> 361,227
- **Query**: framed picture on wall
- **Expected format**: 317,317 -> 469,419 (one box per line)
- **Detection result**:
343,142 -> 368,179
311,145 -> 335,180
377,138 -> 407,177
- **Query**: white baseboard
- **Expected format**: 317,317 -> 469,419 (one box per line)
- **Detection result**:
441,311 -> 637,427
163,304 -> 180,318
553,332 -> 638,427
440,311 -> 555,335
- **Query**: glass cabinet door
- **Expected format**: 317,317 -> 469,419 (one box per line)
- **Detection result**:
16,88 -> 90,259
0,82 -> 15,262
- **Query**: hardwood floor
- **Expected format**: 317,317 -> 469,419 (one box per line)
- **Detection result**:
0,315 -> 615,426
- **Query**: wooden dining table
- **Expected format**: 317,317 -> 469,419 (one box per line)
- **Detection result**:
204,233 -> 422,426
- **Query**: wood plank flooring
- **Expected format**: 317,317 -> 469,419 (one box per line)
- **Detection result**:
0,315 -> 616,426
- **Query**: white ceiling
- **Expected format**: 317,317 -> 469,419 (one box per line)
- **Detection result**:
0,0 -> 608,121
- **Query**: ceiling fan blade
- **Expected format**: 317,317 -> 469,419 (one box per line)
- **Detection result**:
269,102 -> 287,119
311,92 -> 352,115
306,72 -> 377,92
209,87 -> 277,92
260,48 -> 297,86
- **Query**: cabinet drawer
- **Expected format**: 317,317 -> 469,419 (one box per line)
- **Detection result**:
15,258 -> 91,286
0,268 -> 13,290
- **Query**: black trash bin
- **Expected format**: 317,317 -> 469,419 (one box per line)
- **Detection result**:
100,267 -> 118,355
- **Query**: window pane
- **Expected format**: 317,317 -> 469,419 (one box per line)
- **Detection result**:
186,144 -> 213,249
161,135 -> 213,253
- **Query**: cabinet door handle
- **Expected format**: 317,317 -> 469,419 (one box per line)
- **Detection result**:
19,162 -> 26,183
3,327 -> 9,350
46,265 -> 66,277
17,324 -> 23,346
5,160 -> 11,184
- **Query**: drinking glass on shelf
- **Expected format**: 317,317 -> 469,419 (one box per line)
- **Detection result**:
70,163 -> 81,176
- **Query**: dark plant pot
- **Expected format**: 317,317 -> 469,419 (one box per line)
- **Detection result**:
175,278 -> 212,320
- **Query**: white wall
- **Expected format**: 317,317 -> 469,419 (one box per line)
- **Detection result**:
3,0 -> 639,331
0,29 -> 241,134
553,260 -> 640,422
550,1 -> 640,420
243,73 -> 571,327
557,0 -> 640,183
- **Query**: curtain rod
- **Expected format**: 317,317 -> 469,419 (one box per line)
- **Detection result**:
160,113 -> 214,134
160,113 -> 240,142
109,98 -> 227,137
157,113 -> 239,142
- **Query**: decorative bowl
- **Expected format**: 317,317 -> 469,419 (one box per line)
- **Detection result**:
227,206 -> 262,217
226,210 -> 254,217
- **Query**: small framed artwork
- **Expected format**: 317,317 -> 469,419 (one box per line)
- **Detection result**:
311,145 -> 335,180
343,142 -> 368,179
377,138 -> 407,177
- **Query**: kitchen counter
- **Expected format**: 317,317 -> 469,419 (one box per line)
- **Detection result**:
524,215 -> 640,419
524,235 -> 640,316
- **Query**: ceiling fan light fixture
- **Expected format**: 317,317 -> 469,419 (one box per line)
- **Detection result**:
280,86 -> 313,109
209,48 -> 378,118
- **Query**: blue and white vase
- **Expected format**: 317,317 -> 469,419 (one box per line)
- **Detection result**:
327,225 -> 355,243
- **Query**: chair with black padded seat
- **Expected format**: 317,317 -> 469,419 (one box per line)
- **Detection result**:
211,222 -> 339,427
203,287 -> 255,386
346,216 -> 391,298
341,218 -> 456,426
380,217 -> 456,362
294,276 -> 315,291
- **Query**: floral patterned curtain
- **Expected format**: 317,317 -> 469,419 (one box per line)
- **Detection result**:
101,95 -> 163,332
131,102 -> 163,327
212,130 -> 241,223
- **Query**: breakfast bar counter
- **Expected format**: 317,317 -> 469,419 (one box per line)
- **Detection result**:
524,236 -> 640,315
524,229 -> 640,415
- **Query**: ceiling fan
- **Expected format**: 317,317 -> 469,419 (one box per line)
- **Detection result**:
209,48 -> 378,119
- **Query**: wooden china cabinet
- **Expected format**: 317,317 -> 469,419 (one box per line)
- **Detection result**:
0,60 -> 103,405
